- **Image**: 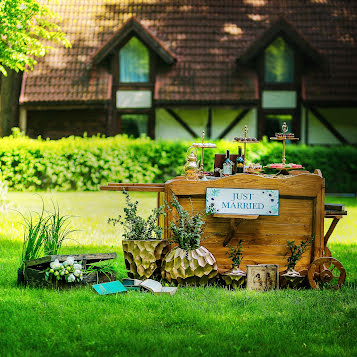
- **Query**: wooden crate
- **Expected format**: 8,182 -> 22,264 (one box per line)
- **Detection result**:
24,253 -> 117,289
164,173 -> 325,273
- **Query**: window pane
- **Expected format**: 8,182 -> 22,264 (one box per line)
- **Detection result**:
265,114 -> 293,139
120,37 -> 149,83
265,37 -> 294,83
121,114 -> 148,138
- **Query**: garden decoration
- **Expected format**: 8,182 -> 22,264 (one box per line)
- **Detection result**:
101,143 -> 348,290
161,194 -> 218,286
281,237 -> 313,288
24,253 -> 117,289
222,240 -> 246,289
108,188 -> 169,280
246,265 -> 279,291
18,201 -> 76,285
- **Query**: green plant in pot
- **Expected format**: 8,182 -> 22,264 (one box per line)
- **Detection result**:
161,194 -> 218,286
281,236 -> 314,288
222,240 -> 246,289
108,189 -> 169,280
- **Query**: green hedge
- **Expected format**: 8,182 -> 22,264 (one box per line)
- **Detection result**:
0,130 -> 356,192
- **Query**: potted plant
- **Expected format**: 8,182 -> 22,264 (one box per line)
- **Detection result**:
222,240 -> 246,288
161,194 -> 218,286
108,189 -> 169,280
281,236 -> 314,288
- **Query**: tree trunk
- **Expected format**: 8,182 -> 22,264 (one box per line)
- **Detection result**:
0,69 -> 23,136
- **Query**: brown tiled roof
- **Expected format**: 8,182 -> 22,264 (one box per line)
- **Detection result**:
20,0 -> 357,105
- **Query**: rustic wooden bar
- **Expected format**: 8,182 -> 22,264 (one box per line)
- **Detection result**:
100,172 -> 345,276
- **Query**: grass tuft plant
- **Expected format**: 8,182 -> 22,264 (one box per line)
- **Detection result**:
19,199 -> 76,271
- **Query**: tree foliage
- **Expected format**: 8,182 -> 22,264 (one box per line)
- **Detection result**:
0,0 -> 70,75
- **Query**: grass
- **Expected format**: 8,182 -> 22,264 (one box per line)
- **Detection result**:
0,192 -> 356,357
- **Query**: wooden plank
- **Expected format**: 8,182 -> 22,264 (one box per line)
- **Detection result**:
203,233 -> 313,246
107,183 -> 165,187
100,186 -> 165,192
213,214 -> 259,219
166,174 -> 323,198
203,243 -> 312,257
217,109 -> 250,139
25,253 -> 117,268
166,108 -> 199,138
324,203 -> 344,211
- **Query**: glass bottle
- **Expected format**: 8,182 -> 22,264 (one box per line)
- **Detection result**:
222,150 -> 234,176
236,146 -> 244,173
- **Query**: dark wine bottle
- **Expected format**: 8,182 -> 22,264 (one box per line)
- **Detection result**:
222,150 -> 233,175
236,146 -> 244,173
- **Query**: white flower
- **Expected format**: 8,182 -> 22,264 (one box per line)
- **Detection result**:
50,259 -> 61,270
73,263 -> 82,270
74,269 -> 81,277
67,274 -> 76,283
19,4 -> 27,10
65,257 -> 75,266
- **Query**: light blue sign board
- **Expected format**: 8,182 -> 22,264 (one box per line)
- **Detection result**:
92,281 -> 127,295
206,188 -> 279,216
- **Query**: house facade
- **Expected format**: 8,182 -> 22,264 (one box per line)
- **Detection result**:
19,0 -> 357,144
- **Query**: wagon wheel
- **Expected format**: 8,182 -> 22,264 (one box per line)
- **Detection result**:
322,246 -> 332,268
308,257 -> 346,290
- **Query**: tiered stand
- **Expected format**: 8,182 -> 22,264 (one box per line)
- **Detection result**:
101,170 -> 347,289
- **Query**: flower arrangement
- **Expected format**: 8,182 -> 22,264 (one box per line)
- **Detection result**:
45,256 -> 84,283
108,188 -> 164,240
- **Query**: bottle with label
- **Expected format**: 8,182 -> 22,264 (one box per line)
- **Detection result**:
222,150 -> 234,176
236,146 -> 244,173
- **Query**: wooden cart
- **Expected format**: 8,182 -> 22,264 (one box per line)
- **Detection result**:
101,171 -> 347,289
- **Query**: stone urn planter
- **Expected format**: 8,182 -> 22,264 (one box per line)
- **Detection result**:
161,246 -> 218,286
122,239 -> 170,280
221,265 -> 246,289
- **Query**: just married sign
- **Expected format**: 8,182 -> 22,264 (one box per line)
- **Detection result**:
206,188 -> 279,216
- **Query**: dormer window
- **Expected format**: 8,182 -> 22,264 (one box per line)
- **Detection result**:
119,37 -> 150,83
264,37 -> 294,84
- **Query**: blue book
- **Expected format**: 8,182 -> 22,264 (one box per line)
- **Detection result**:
92,281 -> 127,295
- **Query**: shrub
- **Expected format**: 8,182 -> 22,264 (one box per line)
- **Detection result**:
0,131 -> 355,192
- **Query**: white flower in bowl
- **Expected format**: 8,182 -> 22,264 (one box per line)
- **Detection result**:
67,274 -> 76,283
73,263 -> 82,270
64,256 -> 75,266
50,259 -> 61,270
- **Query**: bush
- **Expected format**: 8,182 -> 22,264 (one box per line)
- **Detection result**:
0,131 -> 355,192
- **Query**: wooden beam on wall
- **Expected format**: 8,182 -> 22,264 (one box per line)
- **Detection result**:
309,107 -> 348,144
206,108 -> 212,138
165,108 -> 198,138
217,109 -> 250,139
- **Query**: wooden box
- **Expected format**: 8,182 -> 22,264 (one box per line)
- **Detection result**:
24,253 -> 117,289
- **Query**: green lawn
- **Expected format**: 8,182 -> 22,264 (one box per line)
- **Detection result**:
0,192 -> 356,357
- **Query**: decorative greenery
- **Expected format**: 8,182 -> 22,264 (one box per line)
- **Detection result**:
166,194 -> 205,251
226,240 -> 244,267
45,256 -> 83,283
0,0 -> 71,75
108,188 -> 164,240
19,200 -> 75,270
285,236 -> 314,270
86,262 -> 117,283
0,132 -> 355,192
